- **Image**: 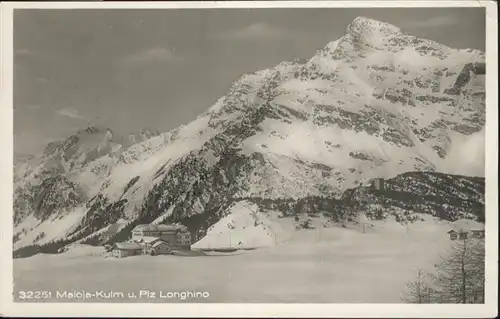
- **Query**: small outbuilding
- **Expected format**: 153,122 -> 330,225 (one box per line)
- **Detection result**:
136,236 -> 162,255
470,229 -> 485,239
150,241 -> 173,256
447,229 -> 470,241
447,230 -> 459,240
112,242 -> 142,258
447,221 -> 485,241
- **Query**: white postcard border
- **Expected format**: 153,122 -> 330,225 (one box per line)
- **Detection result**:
0,1 -> 497,318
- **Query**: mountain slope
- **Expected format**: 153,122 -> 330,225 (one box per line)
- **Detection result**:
191,171 -> 484,250
13,17 -> 485,252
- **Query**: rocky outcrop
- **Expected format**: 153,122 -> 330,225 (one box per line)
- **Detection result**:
444,62 -> 486,95
340,172 -> 485,223
14,175 -> 84,225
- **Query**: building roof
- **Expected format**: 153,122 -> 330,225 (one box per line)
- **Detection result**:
157,224 -> 183,232
450,219 -> 484,233
133,223 -> 188,232
133,224 -> 155,232
115,242 -> 142,250
137,236 -> 162,244
361,179 -> 373,187
152,241 -> 172,248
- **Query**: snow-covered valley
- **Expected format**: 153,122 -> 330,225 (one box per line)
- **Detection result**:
14,217 -> 465,303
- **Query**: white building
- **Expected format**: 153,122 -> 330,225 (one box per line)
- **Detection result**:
131,223 -> 192,250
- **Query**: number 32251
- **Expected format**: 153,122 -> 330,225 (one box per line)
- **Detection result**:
18,291 -> 52,299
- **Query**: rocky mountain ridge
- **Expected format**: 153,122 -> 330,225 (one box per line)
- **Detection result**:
13,17 -> 485,253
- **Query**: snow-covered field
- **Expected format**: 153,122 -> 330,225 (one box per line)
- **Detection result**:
13,218 -> 457,303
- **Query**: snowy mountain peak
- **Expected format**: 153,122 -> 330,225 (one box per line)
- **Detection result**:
126,128 -> 161,145
347,16 -> 401,38
43,125 -> 113,150
342,16 -> 403,50
81,126 -> 112,135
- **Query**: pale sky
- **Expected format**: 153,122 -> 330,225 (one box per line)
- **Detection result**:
13,7 -> 486,155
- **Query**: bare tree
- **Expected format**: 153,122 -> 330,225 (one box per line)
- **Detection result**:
432,237 -> 485,303
467,238 -> 485,303
402,268 -> 435,303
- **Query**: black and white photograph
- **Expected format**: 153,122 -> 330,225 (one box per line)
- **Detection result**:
0,1 -> 497,317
